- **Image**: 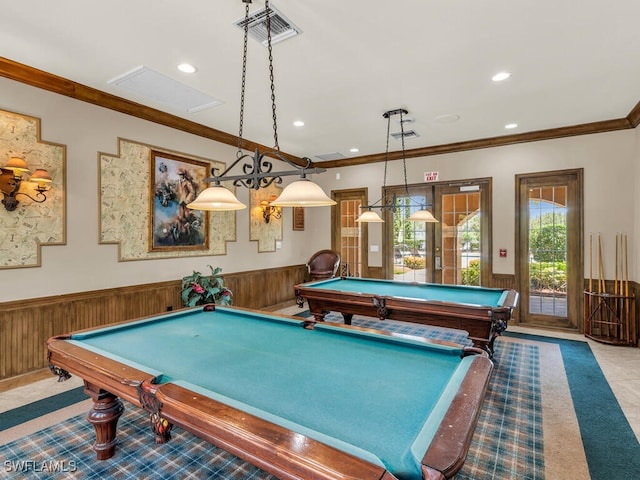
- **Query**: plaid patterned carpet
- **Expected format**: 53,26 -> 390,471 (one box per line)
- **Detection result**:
0,316 -> 542,479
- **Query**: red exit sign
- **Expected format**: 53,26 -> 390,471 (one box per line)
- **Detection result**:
424,171 -> 439,182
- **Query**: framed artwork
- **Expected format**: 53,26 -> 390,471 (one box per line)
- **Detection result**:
149,150 -> 210,251
293,206 -> 305,231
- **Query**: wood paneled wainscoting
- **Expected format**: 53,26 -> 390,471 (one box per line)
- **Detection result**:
0,264 -> 307,391
492,273 -> 518,321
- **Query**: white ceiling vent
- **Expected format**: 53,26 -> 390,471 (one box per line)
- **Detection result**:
234,4 -> 302,46
107,66 -> 224,113
391,130 -> 420,140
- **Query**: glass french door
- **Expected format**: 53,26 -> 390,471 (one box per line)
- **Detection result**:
331,189 -> 367,277
437,188 -> 485,286
516,170 -> 583,329
386,192 -> 432,283
383,180 -> 491,286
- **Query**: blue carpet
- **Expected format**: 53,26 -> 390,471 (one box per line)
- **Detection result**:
0,387 -> 86,431
504,332 -> 640,480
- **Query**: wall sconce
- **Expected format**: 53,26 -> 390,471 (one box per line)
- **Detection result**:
261,195 -> 282,224
0,157 -> 52,211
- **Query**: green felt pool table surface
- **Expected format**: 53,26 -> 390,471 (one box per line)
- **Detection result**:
295,277 -> 519,357
301,277 -> 510,306
48,305 -> 493,480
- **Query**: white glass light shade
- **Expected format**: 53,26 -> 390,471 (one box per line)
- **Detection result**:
187,185 -> 247,211
4,157 -> 30,176
356,210 -> 384,223
408,209 -> 438,222
269,179 -> 336,207
30,169 -> 52,183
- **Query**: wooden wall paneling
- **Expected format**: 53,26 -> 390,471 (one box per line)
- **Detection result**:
0,265 -> 307,389
366,267 -> 384,279
491,274 -> 516,290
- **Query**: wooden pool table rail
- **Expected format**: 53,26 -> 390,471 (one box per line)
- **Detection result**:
295,282 -> 519,357
47,312 -> 492,480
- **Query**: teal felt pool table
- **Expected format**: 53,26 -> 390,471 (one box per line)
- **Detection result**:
48,305 -> 492,480
295,277 -> 519,356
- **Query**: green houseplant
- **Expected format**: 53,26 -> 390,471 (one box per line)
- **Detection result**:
181,265 -> 232,307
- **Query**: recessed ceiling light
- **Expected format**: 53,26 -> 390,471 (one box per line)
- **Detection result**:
505,123 -> 518,129
492,71 -> 511,82
293,120 -> 305,127
177,63 -> 197,73
349,148 -> 359,153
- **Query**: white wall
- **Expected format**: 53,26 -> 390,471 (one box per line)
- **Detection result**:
0,77 -> 332,302
316,129 -> 637,279
0,75 -> 637,302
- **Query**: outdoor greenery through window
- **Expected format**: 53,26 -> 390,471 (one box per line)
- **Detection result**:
529,186 -> 568,316
393,195 -> 427,282
441,191 -> 482,286
458,213 -> 481,286
391,191 -> 482,285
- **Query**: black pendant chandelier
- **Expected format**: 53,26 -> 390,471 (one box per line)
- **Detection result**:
356,108 -> 437,223
188,0 -> 335,211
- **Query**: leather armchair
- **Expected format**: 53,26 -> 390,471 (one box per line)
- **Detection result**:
306,250 -> 341,281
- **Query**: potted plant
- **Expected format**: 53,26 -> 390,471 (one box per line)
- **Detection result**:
181,265 -> 233,307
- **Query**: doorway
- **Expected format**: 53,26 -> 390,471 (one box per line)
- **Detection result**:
383,179 -> 492,286
331,188 -> 368,277
516,169 -> 583,330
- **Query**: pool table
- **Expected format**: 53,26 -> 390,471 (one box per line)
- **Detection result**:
48,305 -> 493,480
295,277 -> 519,356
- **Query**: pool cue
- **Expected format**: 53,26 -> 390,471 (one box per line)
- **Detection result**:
609,233 -> 620,337
597,234 -> 607,335
624,233 -> 630,343
598,234 -> 605,294
589,233 -> 593,293
613,233 -> 620,295
587,233 -> 593,335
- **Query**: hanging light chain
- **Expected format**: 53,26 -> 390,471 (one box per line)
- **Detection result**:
265,0 -> 279,151
383,112 -> 391,189
236,1 -> 251,157
400,109 -> 409,196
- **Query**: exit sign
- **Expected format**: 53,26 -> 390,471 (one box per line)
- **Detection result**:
424,171 -> 439,182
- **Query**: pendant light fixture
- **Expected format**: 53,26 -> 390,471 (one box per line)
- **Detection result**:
356,108 -> 438,224
188,0 -> 335,212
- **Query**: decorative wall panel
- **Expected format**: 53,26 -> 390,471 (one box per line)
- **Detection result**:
99,138 -> 236,260
250,185 -> 283,252
0,109 -> 66,268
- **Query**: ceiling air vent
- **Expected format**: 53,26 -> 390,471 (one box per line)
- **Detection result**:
107,66 -> 224,113
390,130 -> 420,140
234,4 -> 302,46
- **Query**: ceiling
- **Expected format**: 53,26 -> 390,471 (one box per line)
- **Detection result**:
2,0 -> 640,163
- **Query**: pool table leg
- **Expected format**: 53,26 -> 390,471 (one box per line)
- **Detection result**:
472,338 -> 493,358
341,313 -> 353,325
421,465 -> 446,480
83,381 -> 124,460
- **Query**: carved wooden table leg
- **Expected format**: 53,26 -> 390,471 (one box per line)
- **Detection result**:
84,381 -> 125,460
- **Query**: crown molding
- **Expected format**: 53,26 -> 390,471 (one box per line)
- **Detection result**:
1,56 -> 637,170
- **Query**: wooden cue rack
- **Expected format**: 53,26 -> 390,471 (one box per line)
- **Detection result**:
583,233 -> 637,346
583,291 -> 636,346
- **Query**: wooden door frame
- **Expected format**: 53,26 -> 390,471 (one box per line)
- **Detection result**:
514,168 -> 584,330
380,178 -> 492,283
432,181 -> 493,286
331,188 -> 369,278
